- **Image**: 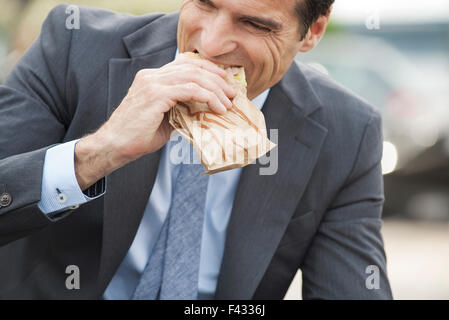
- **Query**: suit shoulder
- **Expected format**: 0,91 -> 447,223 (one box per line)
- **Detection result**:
41,4 -> 168,87
45,4 -> 165,42
294,61 -> 383,167
296,61 -> 381,126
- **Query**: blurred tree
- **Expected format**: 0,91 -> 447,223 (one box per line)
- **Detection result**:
0,0 -> 30,33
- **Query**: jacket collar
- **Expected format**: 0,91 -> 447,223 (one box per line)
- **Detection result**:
123,12 -> 179,58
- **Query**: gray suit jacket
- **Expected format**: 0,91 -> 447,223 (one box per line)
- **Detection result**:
0,5 -> 392,299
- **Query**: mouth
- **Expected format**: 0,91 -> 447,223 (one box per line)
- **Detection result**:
193,49 -> 242,69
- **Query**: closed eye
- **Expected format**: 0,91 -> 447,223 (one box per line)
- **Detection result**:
245,20 -> 272,33
196,0 -> 214,7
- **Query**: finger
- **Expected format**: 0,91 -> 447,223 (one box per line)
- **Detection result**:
171,82 -> 227,114
163,66 -> 235,108
172,54 -> 228,79
145,63 -> 235,99
186,65 -> 236,99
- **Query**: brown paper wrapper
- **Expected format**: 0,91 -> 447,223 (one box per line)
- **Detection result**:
168,53 -> 277,175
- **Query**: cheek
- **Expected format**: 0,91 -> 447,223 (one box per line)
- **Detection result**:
262,37 -> 299,83
244,36 -> 299,98
266,39 -> 284,73
177,2 -> 202,51
247,38 -> 284,84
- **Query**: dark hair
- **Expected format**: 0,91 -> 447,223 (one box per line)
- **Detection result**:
295,0 -> 335,39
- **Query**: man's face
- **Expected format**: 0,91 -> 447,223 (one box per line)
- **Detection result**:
177,0 -> 305,100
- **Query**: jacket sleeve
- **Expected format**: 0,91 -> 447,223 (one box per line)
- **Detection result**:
0,4 -> 99,247
300,112 -> 393,299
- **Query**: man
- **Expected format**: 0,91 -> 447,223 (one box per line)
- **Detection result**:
0,0 -> 393,299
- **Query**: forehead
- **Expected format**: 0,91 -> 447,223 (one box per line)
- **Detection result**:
201,0 -> 298,21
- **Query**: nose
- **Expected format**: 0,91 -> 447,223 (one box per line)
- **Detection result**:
199,14 -> 238,58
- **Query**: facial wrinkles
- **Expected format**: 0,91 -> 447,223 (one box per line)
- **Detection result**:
252,34 -> 284,94
268,36 -> 283,80
250,13 -> 300,93
270,24 -> 302,78
242,28 -> 286,94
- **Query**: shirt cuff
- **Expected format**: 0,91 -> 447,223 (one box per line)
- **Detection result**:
37,139 -> 105,215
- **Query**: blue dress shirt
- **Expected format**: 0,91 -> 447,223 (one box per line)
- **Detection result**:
38,51 -> 270,299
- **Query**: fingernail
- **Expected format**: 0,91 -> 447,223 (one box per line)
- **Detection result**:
225,98 -> 232,108
219,103 -> 227,113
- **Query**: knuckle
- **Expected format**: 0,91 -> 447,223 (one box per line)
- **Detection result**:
135,69 -> 147,80
207,91 -> 217,101
153,84 -> 166,97
184,64 -> 199,74
144,80 -> 156,93
186,82 -> 199,91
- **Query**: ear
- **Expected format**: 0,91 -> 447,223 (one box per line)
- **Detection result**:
299,8 -> 332,53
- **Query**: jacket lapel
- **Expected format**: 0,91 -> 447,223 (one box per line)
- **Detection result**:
97,13 -> 179,292
214,63 -> 328,299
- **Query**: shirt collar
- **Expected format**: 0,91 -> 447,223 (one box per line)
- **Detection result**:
174,49 -> 270,111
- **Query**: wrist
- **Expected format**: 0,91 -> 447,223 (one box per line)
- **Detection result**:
74,130 -> 127,191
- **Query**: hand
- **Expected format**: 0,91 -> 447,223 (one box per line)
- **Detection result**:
74,54 -> 236,190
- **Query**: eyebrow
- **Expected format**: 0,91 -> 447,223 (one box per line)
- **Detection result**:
240,15 -> 282,31
203,0 -> 282,31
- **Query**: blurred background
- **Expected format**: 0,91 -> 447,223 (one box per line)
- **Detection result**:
0,0 -> 448,299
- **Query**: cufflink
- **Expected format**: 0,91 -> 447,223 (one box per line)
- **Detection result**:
56,188 -> 67,204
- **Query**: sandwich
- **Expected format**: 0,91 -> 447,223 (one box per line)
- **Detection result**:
168,52 -> 277,174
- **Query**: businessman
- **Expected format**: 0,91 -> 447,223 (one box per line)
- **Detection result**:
0,0 -> 392,299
